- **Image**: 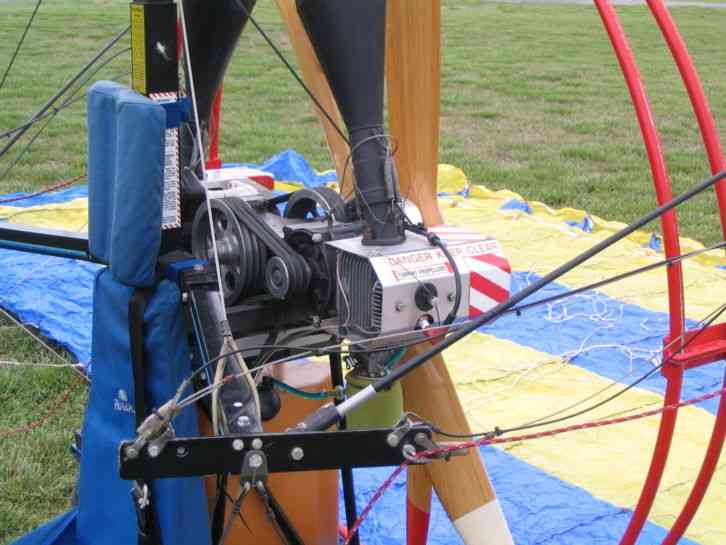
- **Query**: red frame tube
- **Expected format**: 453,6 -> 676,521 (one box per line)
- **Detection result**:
647,0 -> 726,242
592,2 -> 687,544
645,2 -> 726,542
206,87 -> 223,170
661,369 -> 726,545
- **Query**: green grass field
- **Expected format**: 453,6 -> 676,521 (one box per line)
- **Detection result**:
1,1 -> 726,543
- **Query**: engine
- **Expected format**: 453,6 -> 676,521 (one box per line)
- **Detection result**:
189,169 -> 476,346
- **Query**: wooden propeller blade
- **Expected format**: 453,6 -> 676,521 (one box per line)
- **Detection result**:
386,3 -> 513,544
275,0 -> 354,195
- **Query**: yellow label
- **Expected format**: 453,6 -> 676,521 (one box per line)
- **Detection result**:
130,4 -> 147,94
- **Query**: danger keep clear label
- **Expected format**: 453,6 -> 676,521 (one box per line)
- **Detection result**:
374,239 -> 502,284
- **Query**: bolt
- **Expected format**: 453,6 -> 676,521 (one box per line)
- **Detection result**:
402,443 -> 417,459
148,445 -> 161,458
232,439 -> 245,452
237,415 -> 250,428
248,453 -> 264,469
311,233 -> 323,243
176,446 -> 188,458
395,301 -> 406,312
387,433 -> 400,448
233,401 -> 243,408
447,292 -> 455,303
417,316 -> 432,330
251,438 -> 263,450
125,446 -> 139,460
414,432 -> 428,445
181,292 -> 189,303
290,447 -> 304,461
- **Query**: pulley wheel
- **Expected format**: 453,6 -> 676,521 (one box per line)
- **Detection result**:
284,187 -> 347,222
192,199 -> 247,304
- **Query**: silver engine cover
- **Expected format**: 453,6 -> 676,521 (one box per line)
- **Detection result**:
326,231 -> 509,340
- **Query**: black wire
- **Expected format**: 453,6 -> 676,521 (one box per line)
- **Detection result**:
233,0 -> 350,145
0,26 -> 129,160
184,329 -> 456,396
405,225 -> 463,325
0,112 -> 54,182
0,48 -> 131,142
433,302 -> 726,439
222,490 -> 249,530
0,49 -> 131,182
0,0 -> 43,92
255,328 -> 328,368
508,240 -> 726,316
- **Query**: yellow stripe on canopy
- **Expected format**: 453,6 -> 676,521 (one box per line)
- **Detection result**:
0,199 -> 89,231
445,332 -> 726,545
437,165 -> 726,322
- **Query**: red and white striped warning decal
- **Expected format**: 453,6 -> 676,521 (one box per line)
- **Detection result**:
430,225 -> 511,318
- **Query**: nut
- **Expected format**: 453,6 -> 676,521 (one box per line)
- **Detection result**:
290,447 -> 304,461
248,453 -> 264,469
232,439 -> 244,452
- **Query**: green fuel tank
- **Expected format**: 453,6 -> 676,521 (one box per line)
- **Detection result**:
344,367 -> 404,430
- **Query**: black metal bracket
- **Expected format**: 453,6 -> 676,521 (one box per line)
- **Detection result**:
119,425 -> 433,480
0,223 -> 93,261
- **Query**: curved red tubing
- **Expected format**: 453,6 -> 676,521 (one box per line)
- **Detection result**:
646,0 -> 726,239
592,2 -> 687,545
644,2 -> 726,543
661,370 -> 726,545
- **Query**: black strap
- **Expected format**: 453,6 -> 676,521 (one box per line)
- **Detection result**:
128,287 -> 161,545
211,473 -> 228,544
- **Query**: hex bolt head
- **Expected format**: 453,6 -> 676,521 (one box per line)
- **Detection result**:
176,446 -> 189,458
232,439 -> 244,452
125,446 -> 139,460
237,415 -> 250,428
402,444 -> 417,459
147,445 -> 161,458
248,453 -> 264,469
290,447 -> 304,461
387,433 -> 400,448
414,432 -> 428,445
251,438 -> 263,450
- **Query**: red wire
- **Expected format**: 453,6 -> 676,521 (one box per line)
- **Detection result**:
343,385 -> 726,545
0,173 -> 85,205
0,378 -> 83,439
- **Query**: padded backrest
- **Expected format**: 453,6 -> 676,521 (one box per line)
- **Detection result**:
87,81 -> 165,287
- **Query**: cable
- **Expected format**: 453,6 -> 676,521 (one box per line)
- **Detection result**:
233,0 -> 349,145
405,225 -> 463,325
0,47 -> 130,182
0,0 -> 43,92
430,301 -> 726,439
0,26 -> 129,160
509,240 -> 726,316
0,114 -> 55,182
269,377 -> 340,400
340,132 -> 397,224
172,218 -> 725,414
